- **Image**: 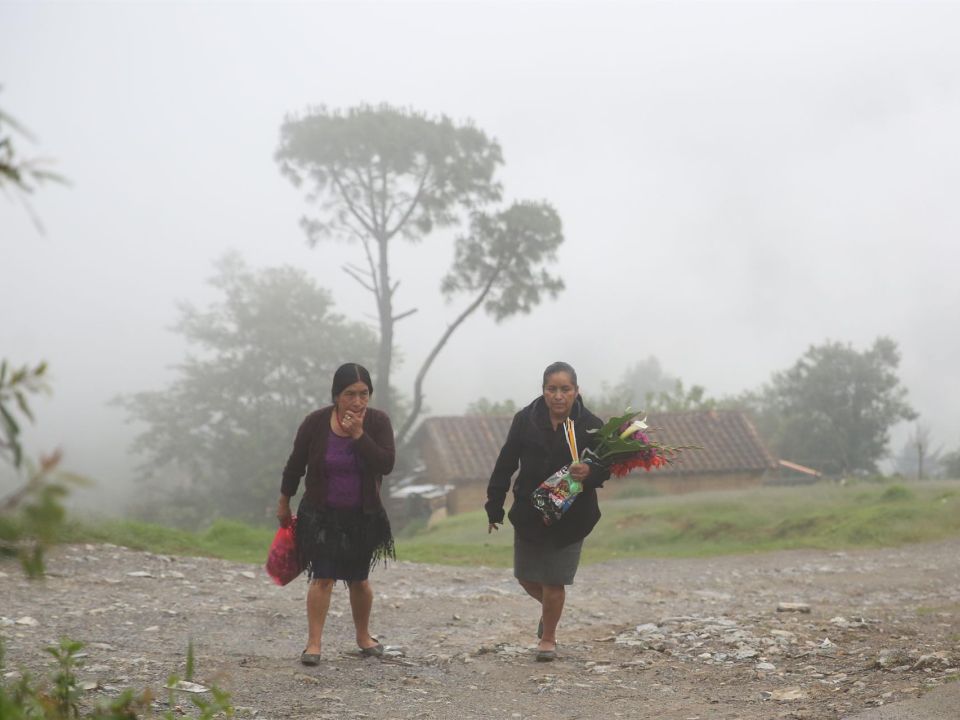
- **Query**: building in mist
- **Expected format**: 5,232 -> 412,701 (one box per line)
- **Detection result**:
397,410 -> 787,524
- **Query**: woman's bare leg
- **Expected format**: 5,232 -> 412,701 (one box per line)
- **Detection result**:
517,579 -> 543,602
348,579 -> 379,648
306,578 -> 335,654
538,584 -> 565,651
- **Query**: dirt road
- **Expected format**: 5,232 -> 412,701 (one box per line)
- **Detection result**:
2,539 -> 959,719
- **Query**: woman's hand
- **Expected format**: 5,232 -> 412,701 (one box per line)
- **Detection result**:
488,523 -> 500,534
276,496 -> 293,528
340,407 -> 366,439
569,461 -> 590,482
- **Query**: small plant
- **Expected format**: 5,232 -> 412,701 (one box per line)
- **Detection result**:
0,637 -> 232,719
880,484 -> 914,502
184,639 -> 195,683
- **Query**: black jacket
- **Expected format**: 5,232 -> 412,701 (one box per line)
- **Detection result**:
485,396 -> 610,547
281,406 -> 395,513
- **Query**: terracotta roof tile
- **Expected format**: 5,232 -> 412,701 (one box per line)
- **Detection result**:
417,410 -> 776,482
644,410 -> 778,475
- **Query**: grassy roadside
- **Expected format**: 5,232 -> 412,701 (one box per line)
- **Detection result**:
48,481 -> 960,569
54,517 -> 275,564
397,480 -> 960,567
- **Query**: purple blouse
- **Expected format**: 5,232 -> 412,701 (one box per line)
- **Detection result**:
324,433 -> 363,509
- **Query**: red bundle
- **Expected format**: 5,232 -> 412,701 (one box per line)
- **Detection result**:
265,517 -> 301,586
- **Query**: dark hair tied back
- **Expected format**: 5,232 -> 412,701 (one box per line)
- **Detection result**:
331,363 -> 374,401
542,361 -> 578,388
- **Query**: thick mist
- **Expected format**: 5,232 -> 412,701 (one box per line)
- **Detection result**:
2,1 -> 959,513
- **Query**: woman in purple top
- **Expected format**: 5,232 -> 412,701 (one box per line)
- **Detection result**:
276,363 -> 396,666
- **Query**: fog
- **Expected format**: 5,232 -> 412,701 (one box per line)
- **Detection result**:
3,1 -> 959,512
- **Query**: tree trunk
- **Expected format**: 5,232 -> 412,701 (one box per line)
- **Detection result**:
375,235 -> 393,418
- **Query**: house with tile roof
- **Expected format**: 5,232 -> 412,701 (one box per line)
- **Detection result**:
407,409 -> 783,517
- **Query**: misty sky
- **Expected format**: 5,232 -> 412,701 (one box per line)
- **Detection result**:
3,1 -> 959,504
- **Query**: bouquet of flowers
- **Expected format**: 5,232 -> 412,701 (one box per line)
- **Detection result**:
582,409 -> 698,477
531,410 -> 699,525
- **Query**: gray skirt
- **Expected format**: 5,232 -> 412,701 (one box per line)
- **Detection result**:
513,533 -> 583,586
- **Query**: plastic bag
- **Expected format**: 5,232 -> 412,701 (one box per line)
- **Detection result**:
265,517 -> 301,586
531,465 -> 583,525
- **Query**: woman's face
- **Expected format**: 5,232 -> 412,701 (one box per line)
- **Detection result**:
542,371 -> 578,419
335,380 -> 371,416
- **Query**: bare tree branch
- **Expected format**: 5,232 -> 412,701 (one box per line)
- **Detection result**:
392,308 -> 418,322
342,265 -> 377,293
329,167 -> 377,236
396,261 -> 506,445
384,167 -> 431,241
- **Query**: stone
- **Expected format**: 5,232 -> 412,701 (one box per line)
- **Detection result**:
15,616 -> 38,626
756,662 -> 777,671
126,571 -> 153,578
874,648 -> 916,669
776,602 -> 811,614
166,681 -> 209,693
771,687 -> 807,701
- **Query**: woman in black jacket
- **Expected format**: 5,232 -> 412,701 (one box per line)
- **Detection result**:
485,361 -> 610,661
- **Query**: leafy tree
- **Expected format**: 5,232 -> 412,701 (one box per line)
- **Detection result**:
645,380 -> 717,413
466,397 -> 518,416
116,253 -> 377,525
893,424 -> 943,479
595,357 -> 716,415
400,201 -> 563,441
942,446 -> 960,479
0,361 -> 69,578
276,104 -> 564,441
753,337 -> 917,476
1,96 -> 68,578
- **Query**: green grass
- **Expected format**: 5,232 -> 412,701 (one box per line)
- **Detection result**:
50,481 -> 960,569
397,480 -> 960,567
55,518 -> 274,564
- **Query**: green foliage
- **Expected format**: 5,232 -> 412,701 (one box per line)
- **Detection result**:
0,637 -> 232,720
645,380 -> 717,413
0,360 -> 49,469
0,361 -> 76,579
943,447 -> 960,479
400,201 -> 565,441
55,518 -> 273,565
115,253 -> 377,525
277,104 -> 504,420
277,104 -> 565,440
465,398 -> 517,416
594,357 -> 716,415
397,481 -> 960,566
893,424 -> 944,479
880,484 -> 913,502
276,103 -> 503,246
1,91 -> 67,230
440,202 -> 565,321
748,337 -> 917,476
184,640 -> 195,683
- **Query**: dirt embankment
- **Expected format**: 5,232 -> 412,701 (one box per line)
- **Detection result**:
2,539 -> 959,720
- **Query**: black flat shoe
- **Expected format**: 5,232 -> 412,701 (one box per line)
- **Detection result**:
537,617 -> 543,639
359,641 -> 384,657
535,648 -> 556,662
300,651 -> 321,666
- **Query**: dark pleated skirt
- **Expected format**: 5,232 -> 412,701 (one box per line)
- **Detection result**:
295,503 -> 395,583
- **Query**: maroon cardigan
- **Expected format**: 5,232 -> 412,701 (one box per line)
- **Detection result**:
280,406 -> 395,513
